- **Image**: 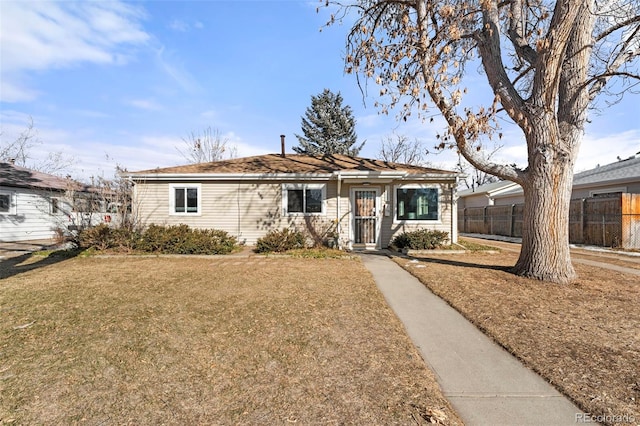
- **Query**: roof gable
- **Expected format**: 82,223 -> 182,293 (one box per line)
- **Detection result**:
129,154 -> 457,176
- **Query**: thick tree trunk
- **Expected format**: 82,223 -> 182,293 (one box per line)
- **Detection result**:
513,123 -> 577,284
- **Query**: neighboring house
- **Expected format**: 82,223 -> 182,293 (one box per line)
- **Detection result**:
0,162 -> 103,242
457,180 -> 521,209
127,153 -> 460,249
459,155 -> 640,207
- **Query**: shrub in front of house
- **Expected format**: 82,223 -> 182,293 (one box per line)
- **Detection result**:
255,228 -> 306,253
136,224 -> 237,254
79,223 -> 237,255
391,229 -> 449,250
79,224 -> 138,251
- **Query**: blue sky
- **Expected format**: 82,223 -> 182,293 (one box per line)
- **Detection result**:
1,0 -> 639,181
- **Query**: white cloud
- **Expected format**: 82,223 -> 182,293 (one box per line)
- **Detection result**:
128,99 -> 163,111
0,1 -> 149,102
168,19 -> 204,32
356,113 -> 383,128
0,80 -> 39,103
200,110 -> 218,120
576,130 -> 640,172
168,19 -> 189,32
155,46 -> 201,93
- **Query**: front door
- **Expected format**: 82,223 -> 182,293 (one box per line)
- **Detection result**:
353,188 -> 380,248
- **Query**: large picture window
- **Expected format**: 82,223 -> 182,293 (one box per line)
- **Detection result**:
396,187 -> 439,221
170,184 -> 201,215
283,184 -> 325,215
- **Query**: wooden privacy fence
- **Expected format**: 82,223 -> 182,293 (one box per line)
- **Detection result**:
458,193 -> 640,249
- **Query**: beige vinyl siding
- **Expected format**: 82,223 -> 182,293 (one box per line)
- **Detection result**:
134,180 -> 339,245
381,180 -> 455,247
134,177 -> 458,248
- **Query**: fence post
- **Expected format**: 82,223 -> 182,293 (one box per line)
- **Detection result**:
510,204 -> 516,237
463,208 -> 467,233
602,214 -> 606,246
581,198 -> 587,244
483,206 -> 488,234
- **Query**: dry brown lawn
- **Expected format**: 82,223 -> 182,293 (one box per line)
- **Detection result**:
1,254 -> 462,425
393,248 -> 639,426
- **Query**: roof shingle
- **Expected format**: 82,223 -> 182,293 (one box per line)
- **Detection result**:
129,154 -> 455,175
0,162 -> 90,192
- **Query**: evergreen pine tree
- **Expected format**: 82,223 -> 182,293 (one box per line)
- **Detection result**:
293,89 -> 364,156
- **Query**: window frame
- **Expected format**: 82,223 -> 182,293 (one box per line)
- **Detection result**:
0,190 -> 16,215
50,197 -> 60,215
282,183 -> 326,216
169,183 -> 202,216
394,184 -> 441,223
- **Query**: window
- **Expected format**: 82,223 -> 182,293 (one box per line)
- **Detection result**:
0,191 -> 15,215
283,184 -> 325,215
51,198 -> 60,214
396,187 -> 439,221
170,184 -> 201,215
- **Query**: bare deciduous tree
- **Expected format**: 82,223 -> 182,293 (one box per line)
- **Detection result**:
177,127 -> 237,164
0,117 -> 75,175
325,0 -> 640,283
378,133 -> 427,165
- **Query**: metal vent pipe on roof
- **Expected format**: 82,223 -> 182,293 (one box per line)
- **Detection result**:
280,135 -> 286,158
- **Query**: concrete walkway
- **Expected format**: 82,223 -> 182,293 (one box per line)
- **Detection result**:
360,252 -> 584,426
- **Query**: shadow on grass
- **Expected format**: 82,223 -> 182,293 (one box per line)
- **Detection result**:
397,254 -> 513,272
0,250 -> 82,280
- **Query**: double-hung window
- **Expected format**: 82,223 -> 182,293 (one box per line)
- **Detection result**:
396,186 -> 439,221
283,184 -> 325,215
170,184 -> 201,215
0,191 -> 16,215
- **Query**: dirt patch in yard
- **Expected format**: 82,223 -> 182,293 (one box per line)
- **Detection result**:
393,251 -> 639,426
1,256 -> 461,425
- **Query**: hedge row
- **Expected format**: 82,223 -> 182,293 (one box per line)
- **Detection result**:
79,224 -> 238,255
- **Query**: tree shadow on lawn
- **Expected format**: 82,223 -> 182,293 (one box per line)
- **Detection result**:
0,251 -> 80,280
403,255 -> 512,272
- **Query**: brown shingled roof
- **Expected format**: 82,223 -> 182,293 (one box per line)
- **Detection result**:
0,162 -> 91,192
130,154 -> 455,175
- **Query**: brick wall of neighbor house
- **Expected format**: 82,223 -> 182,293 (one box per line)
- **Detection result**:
134,180 -> 341,245
0,186 -> 69,242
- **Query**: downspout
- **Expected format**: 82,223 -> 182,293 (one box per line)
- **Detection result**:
336,171 -> 342,249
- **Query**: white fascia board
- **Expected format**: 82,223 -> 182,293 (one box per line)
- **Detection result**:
336,171 -> 458,180
400,173 -> 459,180
487,182 -> 521,196
335,171 -> 407,180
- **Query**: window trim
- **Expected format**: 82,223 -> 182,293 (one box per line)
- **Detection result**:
393,184 -> 441,223
0,190 -> 16,215
282,183 -> 327,216
169,183 -> 202,216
